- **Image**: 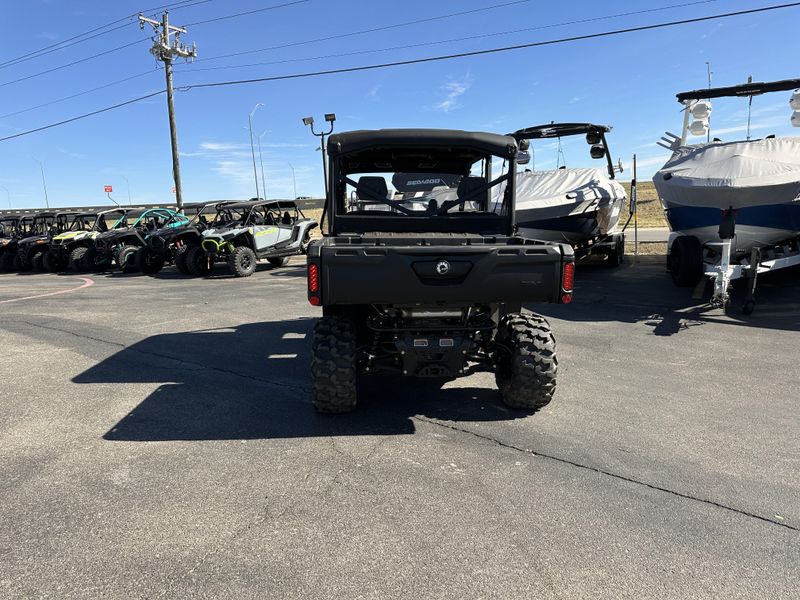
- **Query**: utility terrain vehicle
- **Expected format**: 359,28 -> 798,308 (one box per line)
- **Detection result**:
306,129 -> 575,413
0,216 -> 27,271
194,199 -> 317,277
137,201 -> 232,275
45,209 -> 127,272
91,208 -> 189,273
16,212 -> 72,271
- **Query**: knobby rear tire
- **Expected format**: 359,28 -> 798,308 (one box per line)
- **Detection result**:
311,316 -> 358,414
495,312 -> 557,411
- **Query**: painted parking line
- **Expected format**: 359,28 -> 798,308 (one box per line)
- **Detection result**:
0,277 -> 95,305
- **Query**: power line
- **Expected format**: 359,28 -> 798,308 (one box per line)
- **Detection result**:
179,0 -> 720,74
186,0 -> 311,26
0,38 -> 150,89
183,2 -> 800,90
1,1 -> 798,144
195,0 -> 533,63
0,0 -> 216,71
0,71 -> 158,120
0,90 -> 165,143
3,0 -> 716,118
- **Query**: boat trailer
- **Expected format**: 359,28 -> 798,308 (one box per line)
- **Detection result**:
669,222 -> 800,314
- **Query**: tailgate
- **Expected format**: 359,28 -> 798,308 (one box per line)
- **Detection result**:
314,244 -> 568,305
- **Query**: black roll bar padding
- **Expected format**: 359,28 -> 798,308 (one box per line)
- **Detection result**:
676,78 -> 800,102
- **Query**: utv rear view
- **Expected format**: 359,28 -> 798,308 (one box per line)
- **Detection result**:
306,129 -> 575,413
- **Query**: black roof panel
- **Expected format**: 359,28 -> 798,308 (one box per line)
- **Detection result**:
328,129 -> 517,157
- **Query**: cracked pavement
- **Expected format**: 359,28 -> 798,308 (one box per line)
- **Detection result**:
1,259 -> 798,599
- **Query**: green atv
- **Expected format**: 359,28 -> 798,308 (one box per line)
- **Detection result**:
91,208 -> 189,273
135,201 -> 232,275
45,209 -> 128,272
16,212 -> 71,271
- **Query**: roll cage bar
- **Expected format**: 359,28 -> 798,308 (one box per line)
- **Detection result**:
509,123 -> 617,179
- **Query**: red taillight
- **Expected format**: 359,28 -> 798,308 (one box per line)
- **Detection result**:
309,295 -> 321,306
308,263 -> 319,293
561,293 -> 573,304
561,261 -> 574,293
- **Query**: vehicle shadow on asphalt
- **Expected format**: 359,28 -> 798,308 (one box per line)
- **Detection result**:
72,319 -> 531,442
536,259 -> 800,335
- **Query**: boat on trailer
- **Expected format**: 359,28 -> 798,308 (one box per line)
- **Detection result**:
504,123 -> 628,266
654,77 -> 800,313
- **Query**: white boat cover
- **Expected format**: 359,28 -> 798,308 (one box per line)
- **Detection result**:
492,167 -> 625,223
653,137 -> 800,210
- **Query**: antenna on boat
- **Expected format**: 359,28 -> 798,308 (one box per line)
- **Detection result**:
705,61 -> 713,142
746,75 -> 754,140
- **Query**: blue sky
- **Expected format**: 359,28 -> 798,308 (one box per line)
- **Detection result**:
0,0 -> 798,208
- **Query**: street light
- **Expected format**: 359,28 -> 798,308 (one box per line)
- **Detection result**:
32,157 -> 49,209
287,162 -> 297,199
0,185 -> 9,209
248,103 -> 264,199
302,113 -> 336,197
122,175 -> 132,206
257,129 -> 268,200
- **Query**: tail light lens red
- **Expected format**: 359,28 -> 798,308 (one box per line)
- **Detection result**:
562,261 -> 574,292
308,263 -> 319,293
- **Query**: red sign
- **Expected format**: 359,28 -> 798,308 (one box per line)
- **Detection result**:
104,185 -> 113,193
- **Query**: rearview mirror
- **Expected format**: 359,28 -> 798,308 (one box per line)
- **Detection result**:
517,150 -> 531,165
586,132 -> 602,145
590,144 -> 606,159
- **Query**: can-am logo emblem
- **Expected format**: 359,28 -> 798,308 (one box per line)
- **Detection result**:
435,260 -> 450,275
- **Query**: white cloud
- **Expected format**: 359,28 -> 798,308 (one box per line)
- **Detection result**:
367,84 -> 381,101
199,142 -> 248,151
434,74 -> 473,113
569,96 -> 582,104
634,154 -> 671,169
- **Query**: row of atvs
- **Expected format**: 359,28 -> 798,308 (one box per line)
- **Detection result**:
0,199 -> 318,278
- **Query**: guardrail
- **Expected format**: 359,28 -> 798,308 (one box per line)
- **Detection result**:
0,198 -> 324,218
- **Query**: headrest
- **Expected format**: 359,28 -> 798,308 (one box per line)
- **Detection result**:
356,176 -> 388,200
456,176 -> 485,200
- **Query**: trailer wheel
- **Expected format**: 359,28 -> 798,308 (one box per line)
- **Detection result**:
606,235 -> 624,267
186,246 -> 211,276
267,256 -> 289,267
174,245 -> 191,274
670,235 -> 704,287
228,246 -> 257,277
69,246 -> 88,271
495,312 -> 557,411
116,245 -> 139,273
311,315 -> 358,413
135,247 -> 165,274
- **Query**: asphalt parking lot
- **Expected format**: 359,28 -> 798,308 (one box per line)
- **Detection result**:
1,258 -> 798,599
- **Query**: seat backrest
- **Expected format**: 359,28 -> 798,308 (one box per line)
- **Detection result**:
456,176 -> 487,209
356,176 -> 388,201
282,211 -> 292,225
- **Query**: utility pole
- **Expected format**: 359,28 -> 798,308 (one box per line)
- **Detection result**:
247,103 -> 263,199
257,129 -> 268,199
139,11 -> 196,213
122,175 -> 133,206
32,157 -> 49,209
0,185 -> 10,209
287,162 -> 297,199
